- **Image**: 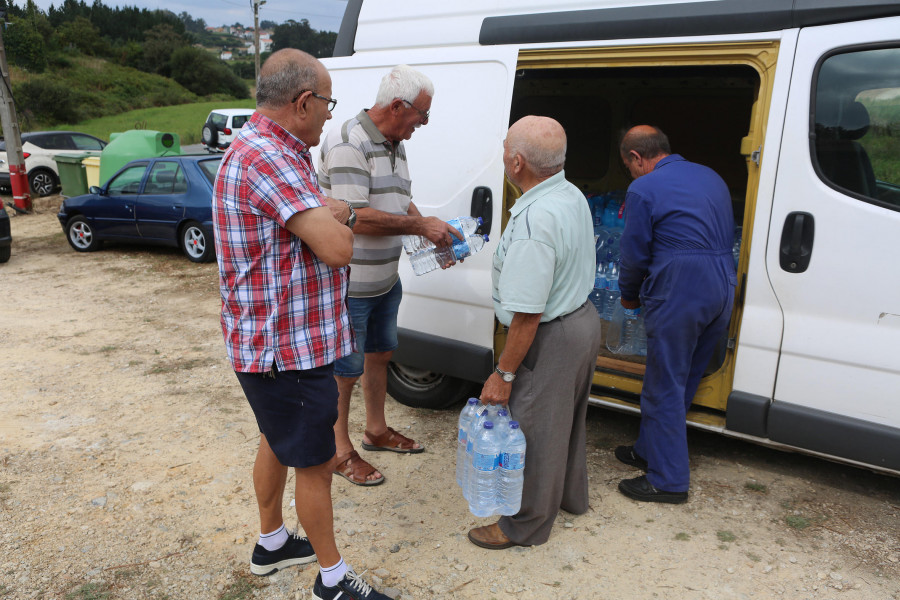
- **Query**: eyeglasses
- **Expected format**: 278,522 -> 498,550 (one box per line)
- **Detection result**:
401,99 -> 430,122
292,90 -> 337,111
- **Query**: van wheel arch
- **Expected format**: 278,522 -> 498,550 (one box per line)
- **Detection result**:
386,362 -> 475,410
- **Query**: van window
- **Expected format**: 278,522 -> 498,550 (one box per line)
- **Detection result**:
813,47 -> 900,209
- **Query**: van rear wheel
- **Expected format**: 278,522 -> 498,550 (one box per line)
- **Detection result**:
386,362 -> 475,410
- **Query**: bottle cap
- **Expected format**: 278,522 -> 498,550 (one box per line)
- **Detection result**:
484,235 -> 489,242
484,421 -> 494,429
509,421 -> 519,429
497,409 -> 508,417
467,397 -> 478,405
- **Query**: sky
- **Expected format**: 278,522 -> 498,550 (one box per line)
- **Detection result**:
24,0 -> 348,32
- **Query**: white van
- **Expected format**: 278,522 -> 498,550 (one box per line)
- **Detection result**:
320,0 -> 900,475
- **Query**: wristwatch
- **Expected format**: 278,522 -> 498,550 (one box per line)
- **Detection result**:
343,200 -> 357,229
494,366 -> 516,383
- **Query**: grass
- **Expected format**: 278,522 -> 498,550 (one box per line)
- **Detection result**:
744,481 -> 768,494
56,99 -> 256,147
218,570 -> 267,600
785,514 -> 811,530
65,583 -> 110,600
674,532 -> 690,541
717,530 -> 737,543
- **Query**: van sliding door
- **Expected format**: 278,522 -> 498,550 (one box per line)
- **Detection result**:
766,17 -> 900,470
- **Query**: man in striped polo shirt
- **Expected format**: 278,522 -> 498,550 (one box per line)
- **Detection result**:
319,65 -> 459,486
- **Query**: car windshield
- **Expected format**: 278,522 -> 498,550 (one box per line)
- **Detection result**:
198,157 -> 223,185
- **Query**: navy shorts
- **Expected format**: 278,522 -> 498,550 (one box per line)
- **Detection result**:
234,364 -> 338,468
334,280 -> 402,378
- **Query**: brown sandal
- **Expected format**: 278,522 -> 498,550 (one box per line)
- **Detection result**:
333,450 -> 385,486
361,427 -> 425,454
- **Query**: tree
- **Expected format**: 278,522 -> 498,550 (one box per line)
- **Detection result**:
140,23 -> 188,76
169,46 -> 249,99
271,19 -> 336,58
57,15 -> 106,55
4,14 -> 47,72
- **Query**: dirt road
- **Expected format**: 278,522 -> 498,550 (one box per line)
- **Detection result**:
1,200 -> 898,600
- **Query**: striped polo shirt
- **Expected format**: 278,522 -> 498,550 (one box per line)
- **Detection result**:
319,110 -> 412,298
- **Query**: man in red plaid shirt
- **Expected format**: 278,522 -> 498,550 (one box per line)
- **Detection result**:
212,49 -> 392,600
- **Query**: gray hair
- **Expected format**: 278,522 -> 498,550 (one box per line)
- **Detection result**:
374,65 -> 434,107
507,128 -> 567,179
256,50 -> 320,108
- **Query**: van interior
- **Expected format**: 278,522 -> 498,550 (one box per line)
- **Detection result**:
507,63 -> 760,383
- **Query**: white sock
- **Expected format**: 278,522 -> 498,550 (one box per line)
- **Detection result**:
258,524 -> 288,551
320,557 -> 348,587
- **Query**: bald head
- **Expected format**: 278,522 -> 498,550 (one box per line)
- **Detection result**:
506,116 -> 567,179
256,49 -> 323,109
620,125 -> 671,160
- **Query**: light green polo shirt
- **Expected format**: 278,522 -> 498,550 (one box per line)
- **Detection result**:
492,170 -> 595,326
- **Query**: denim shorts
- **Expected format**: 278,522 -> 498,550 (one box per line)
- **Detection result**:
334,280 -> 403,378
234,363 -> 338,468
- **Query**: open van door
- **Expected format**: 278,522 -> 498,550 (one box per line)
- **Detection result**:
766,17 -> 900,470
322,46 -> 519,407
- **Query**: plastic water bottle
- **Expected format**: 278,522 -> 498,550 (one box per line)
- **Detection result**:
607,303 -> 646,355
600,255 -> 620,321
456,398 -> 479,489
732,226 -> 742,269
402,216 -> 482,254
497,421 -> 526,516
469,421 -> 502,517
589,262 -> 607,315
465,403 -> 494,501
408,233 -> 489,276
494,408 -> 512,442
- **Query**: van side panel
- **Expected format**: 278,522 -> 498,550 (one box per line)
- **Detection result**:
768,402 -> 900,471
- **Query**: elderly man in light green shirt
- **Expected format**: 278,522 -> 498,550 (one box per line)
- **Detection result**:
468,115 -> 603,550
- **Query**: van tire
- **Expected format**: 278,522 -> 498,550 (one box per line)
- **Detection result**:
387,362 -> 474,409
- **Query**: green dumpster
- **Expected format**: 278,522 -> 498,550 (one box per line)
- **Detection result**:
54,153 -> 91,198
99,130 -> 182,185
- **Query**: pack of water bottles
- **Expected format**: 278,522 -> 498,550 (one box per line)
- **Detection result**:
402,216 -> 489,276
455,399 -> 526,517
585,191 -> 628,320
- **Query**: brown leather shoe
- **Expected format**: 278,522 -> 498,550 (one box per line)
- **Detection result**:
467,522 -> 518,550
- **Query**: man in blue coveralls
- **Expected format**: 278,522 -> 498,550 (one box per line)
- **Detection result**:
614,125 -> 737,504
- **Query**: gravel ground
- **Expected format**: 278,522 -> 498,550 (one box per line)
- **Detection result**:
1,200 -> 899,600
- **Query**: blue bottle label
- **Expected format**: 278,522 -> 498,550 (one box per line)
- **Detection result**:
501,451 -> 525,470
607,279 -> 620,292
473,452 -> 499,471
458,428 -> 467,442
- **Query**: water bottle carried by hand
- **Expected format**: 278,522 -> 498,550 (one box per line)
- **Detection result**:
402,216 -> 482,254
409,232 -> 489,275
469,421 -> 502,517
497,421 -> 526,516
456,398 -> 479,489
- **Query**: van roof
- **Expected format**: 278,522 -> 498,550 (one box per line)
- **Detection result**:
335,0 -> 900,56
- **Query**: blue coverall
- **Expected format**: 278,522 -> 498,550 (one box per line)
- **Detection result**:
618,154 -> 737,492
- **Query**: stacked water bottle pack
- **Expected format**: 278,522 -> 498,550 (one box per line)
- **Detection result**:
585,191 -> 627,322
402,216 -> 489,276
455,399 -> 526,517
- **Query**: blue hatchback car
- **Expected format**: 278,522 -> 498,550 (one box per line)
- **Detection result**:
58,155 -> 222,262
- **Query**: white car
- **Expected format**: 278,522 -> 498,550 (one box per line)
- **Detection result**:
201,109 -> 254,152
0,131 -> 106,196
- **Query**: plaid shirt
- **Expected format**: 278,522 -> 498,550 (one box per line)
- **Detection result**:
212,112 -> 353,372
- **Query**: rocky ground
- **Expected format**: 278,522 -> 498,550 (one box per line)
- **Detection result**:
1,199 -> 898,600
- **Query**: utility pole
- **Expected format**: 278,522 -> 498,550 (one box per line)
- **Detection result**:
0,11 -> 31,213
252,0 -> 266,83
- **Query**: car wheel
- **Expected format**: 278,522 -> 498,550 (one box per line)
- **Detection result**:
386,361 -> 476,409
201,124 -> 218,149
66,216 -> 101,252
0,245 -> 9,263
181,221 -> 215,263
29,168 -> 59,197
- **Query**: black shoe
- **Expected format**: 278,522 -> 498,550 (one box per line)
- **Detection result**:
312,569 -> 391,600
618,475 -> 688,504
615,445 -> 648,471
250,533 -> 317,576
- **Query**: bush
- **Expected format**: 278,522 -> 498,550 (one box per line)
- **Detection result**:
13,78 -> 82,125
4,16 -> 48,72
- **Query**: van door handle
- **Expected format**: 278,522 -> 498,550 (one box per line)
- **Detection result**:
779,211 -> 815,273
470,186 -> 492,236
